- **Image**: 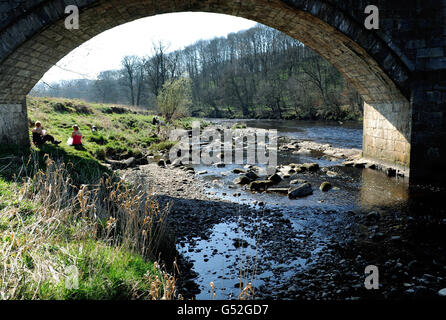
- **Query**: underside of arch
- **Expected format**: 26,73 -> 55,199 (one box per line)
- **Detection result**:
0,0 -> 412,172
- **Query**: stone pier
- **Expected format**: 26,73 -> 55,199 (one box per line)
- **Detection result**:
363,101 -> 412,176
0,102 -> 29,147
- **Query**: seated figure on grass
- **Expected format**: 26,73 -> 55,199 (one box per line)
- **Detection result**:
67,125 -> 83,147
32,121 -> 61,146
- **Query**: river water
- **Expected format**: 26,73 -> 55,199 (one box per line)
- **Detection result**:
192,119 -> 408,209
174,119 -> 413,300
208,119 -> 364,149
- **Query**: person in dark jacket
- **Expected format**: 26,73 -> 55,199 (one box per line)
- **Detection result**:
32,121 -> 61,146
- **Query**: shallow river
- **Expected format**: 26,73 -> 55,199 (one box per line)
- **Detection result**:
175,119 -> 411,300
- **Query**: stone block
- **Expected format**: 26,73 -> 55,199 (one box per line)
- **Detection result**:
0,103 -> 29,146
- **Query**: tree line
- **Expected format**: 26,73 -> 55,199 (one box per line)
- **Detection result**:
31,24 -> 363,121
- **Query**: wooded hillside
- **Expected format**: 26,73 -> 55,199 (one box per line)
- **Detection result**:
31,24 -> 363,121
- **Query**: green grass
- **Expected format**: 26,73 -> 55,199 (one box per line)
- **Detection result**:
27,97 -> 160,162
0,97 -> 187,300
0,161 -> 174,300
0,178 -> 11,198
149,140 -> 176,152
27,96 -> 204,163
0,198 -> 157,300
232,123 -> 247,129
33,240 -> 161,300
173,117 -> 211,130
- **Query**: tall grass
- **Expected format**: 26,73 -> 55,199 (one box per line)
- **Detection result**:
0,155 -> 177,300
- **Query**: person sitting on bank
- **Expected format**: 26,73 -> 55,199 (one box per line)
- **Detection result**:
32,121 -> 61,146
71,125 -> 82,146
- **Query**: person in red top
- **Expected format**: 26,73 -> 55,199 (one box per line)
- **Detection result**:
71,125 -> 82,146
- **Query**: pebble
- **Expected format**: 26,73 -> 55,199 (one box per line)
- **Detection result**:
366,211 -> 380,221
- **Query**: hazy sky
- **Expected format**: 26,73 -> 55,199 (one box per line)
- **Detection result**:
41,12 -> 257,83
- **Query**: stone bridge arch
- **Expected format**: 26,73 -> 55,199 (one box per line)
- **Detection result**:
0,0 -> 445,185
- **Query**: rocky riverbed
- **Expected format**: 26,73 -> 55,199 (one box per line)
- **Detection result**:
117,122 -> 446,300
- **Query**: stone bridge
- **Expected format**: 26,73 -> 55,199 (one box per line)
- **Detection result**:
0,0 -> 445,185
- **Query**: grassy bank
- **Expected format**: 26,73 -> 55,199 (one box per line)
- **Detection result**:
26,96 -> 208,168
0,153 -> 179,299
0,97 -> 196,299
28,97 -> 164,162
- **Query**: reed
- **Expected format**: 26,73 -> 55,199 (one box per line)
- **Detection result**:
0,155 -> 177,299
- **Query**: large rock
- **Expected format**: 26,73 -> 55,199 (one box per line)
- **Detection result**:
233,176 -> 252,185
245,171 -> 259,181
354,162 -> 367,168
366,211 -> 380,221
244,165 -> 260,172
294,166 -> 305,173
326,170 -> 338,177
105,157 -> 136,169
233,168 -> 246,174
214,162 -> 226,168
290,179 -> 307,185
386,168 -> 396,177
288,183 -> 313,199
268,173 -> 282,184
266,187 -> 289,194
249,180 -> 274,191
122,157 -> 136,167
343,160 -> 355,167
233,238 -> 249,248
184,166 -> 195,174
157,159 -> 166,167
284,143 -> 299,150
320,181 -> 332,192
171,158 -> 183,167
303,162 -> 319,172
294,148 -> 311,155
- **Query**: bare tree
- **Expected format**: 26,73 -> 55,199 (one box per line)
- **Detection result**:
30,23 -> 362,120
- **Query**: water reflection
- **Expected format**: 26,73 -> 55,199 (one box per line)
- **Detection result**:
358,168 -> 409,207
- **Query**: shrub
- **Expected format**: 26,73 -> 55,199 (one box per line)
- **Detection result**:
73,103 -> 93,114
89,134 -> 108,145
157,78 -> 192,122
52,102 -> 72,113
102,106 -> 129,114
